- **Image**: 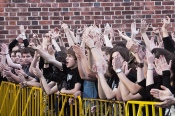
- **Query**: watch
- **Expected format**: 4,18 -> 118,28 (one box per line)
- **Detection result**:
115,68 -> 122,74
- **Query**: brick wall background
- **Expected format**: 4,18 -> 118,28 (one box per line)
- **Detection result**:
0,0 -> 175,44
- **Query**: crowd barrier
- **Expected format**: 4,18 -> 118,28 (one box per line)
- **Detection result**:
0,81 -> 163,116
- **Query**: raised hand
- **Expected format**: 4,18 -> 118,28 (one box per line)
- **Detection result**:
82,34 -> 95,49
140,19 -> 149,33
1,43 -> 8,54
126,40 -> 140,53
162,16 -> 170,30
131,21 -> 139,39
154,55 -> 171,75
146,49 -> 155,65
72,45 -> 85,58
32,67 -> 43,79
51,27 -> 61,39
112,54 -> 123,71
150,24 -> 160,35
61,23 -> 69,31
122,61 -> 131,76
20,25 -> 26,34
96,62 -> 107,76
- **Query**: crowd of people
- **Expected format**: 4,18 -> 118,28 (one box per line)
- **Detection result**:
1,16 -> 175,115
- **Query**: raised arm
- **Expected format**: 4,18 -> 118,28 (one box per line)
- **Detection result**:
73,45 -> 96,79
2,43 -> 22,69
96,63 -> 119,100
140,19 -> 150,51
32,45 -> 62,70
32,67 -> 58,95
61,23 -> 76,46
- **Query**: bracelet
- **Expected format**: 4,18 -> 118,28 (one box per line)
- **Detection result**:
137,63 -> 144,68
90,46 -> 96,50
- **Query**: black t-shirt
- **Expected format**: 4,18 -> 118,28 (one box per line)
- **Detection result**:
62,64 -> 84,91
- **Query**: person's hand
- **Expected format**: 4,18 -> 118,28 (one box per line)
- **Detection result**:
161,16 -> 170,31
34,51 -> 40,59
72,45 -> 85,58
159,55 -> 172,71
18,73 -> 26,82
69,98 -> 75,105
32,67 -> 43,79
151,86 -> 175,108
3,67 -> 13,77
1,43 -> 8,54
56,91 -> 60,95
51,27 -> 61,39
60,88 -> 66,94
116,29 -> 125,37
150,24 -> 160,35
91,106 -> 97,114
131,21 -> 139,39
82,34 -> 95,49
155,97 -> 175,108
96,62 -> 107,76
73,91 -> 81,99
149,37 -> 156,51
140,19 -> 149,33
122,61 -> 131,76
33,33 -> 38,39
126,40 -> 140,53
131,47 -> 145,63
149,37 -> 164,51
15,69 -> 26,76
19,81 -> 28,88
150,85 -> 173,101
154,55 -> 171,75
112,54 -> 123,71
20,25 -> 26,34
61,23 -> 69,31
146,49 -> 155,65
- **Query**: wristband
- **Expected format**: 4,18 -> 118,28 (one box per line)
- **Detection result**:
137,63 -> 144,68
90,46 -> 96,50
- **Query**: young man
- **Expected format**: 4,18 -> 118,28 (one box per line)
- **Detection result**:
32,46 -> 83,95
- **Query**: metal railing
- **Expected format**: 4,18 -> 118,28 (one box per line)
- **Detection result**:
0,81 -> 163,116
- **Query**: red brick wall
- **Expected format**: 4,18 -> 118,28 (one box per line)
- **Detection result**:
0,0 -> 175,43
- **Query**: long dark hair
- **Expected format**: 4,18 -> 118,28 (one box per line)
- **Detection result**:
108,46 -> 130,78
152,48 -> 175,86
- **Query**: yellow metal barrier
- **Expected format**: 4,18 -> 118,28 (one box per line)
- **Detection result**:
0,81 -> 164,116
0,81 -> 17,116
44,93 -> 83,116
82,98 -> 125,116
125,101 -> 163,116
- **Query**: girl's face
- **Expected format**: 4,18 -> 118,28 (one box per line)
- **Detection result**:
102,51 -> 110,63
15,52 -> 22,64
112,51 -> 124,63
11,52 -> 16,63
